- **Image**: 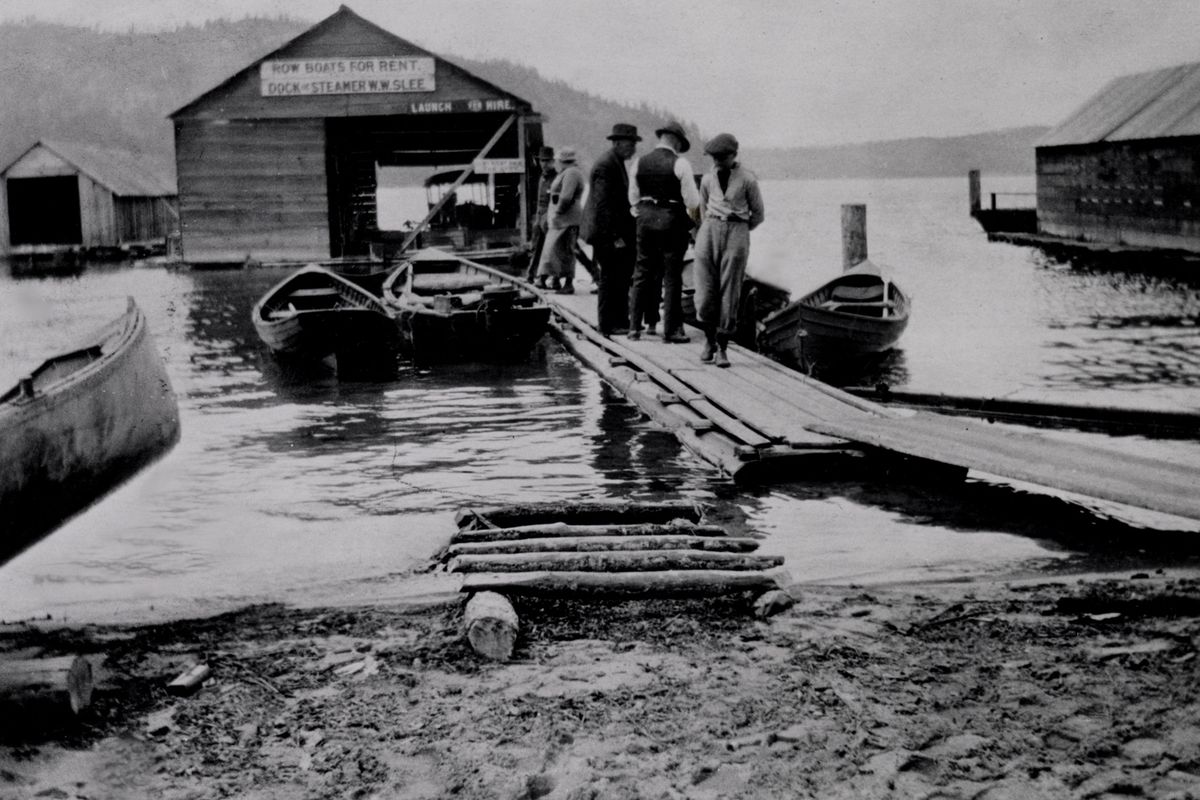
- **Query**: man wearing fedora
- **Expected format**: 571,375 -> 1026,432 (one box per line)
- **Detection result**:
525,146 -> 557,283
536,147 -> 586,293
626,121 -> 701,342
582,123 -> 641,335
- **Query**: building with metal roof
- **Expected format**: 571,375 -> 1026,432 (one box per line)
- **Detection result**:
1036,61 -> 1200,252
0,139 -> 177,257
169,5 -> 543,266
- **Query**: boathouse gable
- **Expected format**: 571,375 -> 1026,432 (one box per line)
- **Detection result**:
0,140 -> 177,256
170,5 -> 539,265
1035,62 -> 1200,252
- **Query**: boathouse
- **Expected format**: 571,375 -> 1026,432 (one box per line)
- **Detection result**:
1035,60 -> 1200,252
169,5 -> 542,266
0,140 -> 177,258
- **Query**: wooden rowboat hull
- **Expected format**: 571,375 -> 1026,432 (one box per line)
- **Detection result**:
383,248 -> 550,363
761,259 -> 910,362
251,265 -> 399,368
0,298 -> 180,562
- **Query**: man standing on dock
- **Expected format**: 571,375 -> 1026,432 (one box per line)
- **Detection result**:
627,121 -> 701,342
583,123 -> 641,336
526,146 -> 557,283
693,133 -> 764,368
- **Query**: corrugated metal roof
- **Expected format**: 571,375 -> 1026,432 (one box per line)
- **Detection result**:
3,140 -> 177,197
1040,61 -> 1200,147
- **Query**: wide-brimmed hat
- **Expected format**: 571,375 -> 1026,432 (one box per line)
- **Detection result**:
537,146 -> 555,160
704,133 -> 739,157
654,121 -> 690,153
556,147 -> 577,163
607,123 -> 641,142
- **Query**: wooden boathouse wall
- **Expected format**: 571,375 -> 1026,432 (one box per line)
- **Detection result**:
170,5 -> 539,266
1035,60 -> 1200,253
0,140 -> 177,255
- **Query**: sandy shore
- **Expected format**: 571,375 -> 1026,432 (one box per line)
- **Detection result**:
2,569 -> 1200,800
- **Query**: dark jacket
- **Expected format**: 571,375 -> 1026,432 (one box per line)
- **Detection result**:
582,147 -> 634,246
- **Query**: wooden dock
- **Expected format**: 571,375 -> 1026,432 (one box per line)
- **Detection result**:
541,285 -> 1200,523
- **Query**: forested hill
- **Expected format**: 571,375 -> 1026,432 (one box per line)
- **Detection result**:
0,17 -> 1042,179
0,17 -> 700,172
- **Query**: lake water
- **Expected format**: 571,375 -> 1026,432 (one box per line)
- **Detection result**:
3,175 -> 1200,622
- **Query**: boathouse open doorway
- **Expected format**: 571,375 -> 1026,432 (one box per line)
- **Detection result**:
7,176 -> 82,246
324,112 -> 530,259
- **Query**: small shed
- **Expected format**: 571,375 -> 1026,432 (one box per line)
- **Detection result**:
1036,61 -> 1200,252
169,5 -> 542,266
0,140 -> 177,256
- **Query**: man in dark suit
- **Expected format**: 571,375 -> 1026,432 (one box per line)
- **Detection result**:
582,123 -> 641,335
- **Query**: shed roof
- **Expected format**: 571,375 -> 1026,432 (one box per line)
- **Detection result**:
1,140 -> 177,197
171,5 -> 532,121
1040,61 -> 1200,147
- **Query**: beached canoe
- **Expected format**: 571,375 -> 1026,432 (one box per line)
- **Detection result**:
760,259 -> 910,363
250,264 -> 399,370
0,298 -> 180,562
381,248 -> 550,362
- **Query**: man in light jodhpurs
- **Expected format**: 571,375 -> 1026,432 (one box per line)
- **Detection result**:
693,132 -> 764,368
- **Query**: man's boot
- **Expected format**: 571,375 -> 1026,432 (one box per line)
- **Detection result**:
557,278 -> 574,295
713,346 -> 730,368
700,337 -> 716,363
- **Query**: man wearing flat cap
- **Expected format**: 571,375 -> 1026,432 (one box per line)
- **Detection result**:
692,132 -> 764,368
536,147 -> 586,293
626,121 -> 702,342
582,123 -> 641,335
526,146 -> 557,283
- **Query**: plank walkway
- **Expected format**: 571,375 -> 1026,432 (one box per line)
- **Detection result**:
540,284 -> 1200,523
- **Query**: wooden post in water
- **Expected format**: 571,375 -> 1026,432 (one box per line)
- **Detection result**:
968,170 -> 982,215
841,204 -> 867,271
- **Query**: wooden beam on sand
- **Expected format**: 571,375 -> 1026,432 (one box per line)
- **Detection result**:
448,550 -> 784,574
461,570 -> 783,596
451,522 -> 728,544
454,501 -> 705,530
447,535 -> 761,557
0,654 -> 94,715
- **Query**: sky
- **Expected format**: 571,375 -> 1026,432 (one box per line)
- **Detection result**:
4,0 -> 1200,147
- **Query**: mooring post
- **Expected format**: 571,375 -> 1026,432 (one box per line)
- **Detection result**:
841,204 -> 867,271
968,169 -> 982,216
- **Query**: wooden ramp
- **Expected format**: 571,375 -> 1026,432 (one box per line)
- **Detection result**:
542,285 -> 1200,522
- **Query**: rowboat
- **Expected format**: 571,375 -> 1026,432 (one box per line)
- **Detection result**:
760,259 -> 910,364
381,248 -> 550,362
0,298 -> 180,562
250,264 -> 399,371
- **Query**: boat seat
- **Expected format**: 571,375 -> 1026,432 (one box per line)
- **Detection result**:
289,287 -> 339,298
411,274 -> 492,294
829,283 -> 885,303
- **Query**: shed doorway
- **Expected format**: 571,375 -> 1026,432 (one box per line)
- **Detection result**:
7,176 -> 82,246
324,112 -> 526,259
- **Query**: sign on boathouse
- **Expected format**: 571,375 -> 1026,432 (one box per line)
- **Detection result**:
261,56 -> 435,96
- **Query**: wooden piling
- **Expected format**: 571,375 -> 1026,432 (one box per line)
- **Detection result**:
968,169 -> 982,215
841,204 -> 867,271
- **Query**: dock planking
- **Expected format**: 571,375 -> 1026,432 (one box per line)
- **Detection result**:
543,286 -> 1200,522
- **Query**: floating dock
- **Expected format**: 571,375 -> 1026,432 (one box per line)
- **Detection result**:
541,285 -> 1200,523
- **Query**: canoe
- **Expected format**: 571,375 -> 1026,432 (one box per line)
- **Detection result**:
250,264 -> 399,370
381,248 -> 550,362
0,297 -> 180,562
760,259 -> 910,363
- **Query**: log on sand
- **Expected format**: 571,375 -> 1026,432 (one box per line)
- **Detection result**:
0,654 -> 94,716
447,535 -> 761,557
463,591 -> 519,661
449,550 -> 784,574
455,501 -> 705,530
461,570 -> 783,597
452,522 -> 727,545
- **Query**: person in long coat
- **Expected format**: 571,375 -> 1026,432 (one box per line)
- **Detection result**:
525,146 -> 556,282
582,123 -> 641,335
536,147 -> 586,293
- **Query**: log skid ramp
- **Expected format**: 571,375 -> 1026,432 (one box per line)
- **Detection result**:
542,289 -> 1200,523
444,501 -> 790,661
